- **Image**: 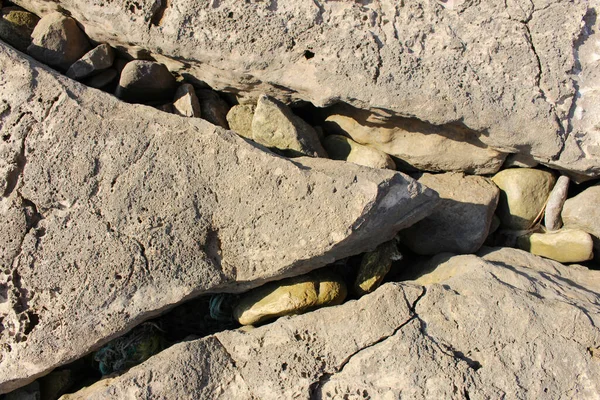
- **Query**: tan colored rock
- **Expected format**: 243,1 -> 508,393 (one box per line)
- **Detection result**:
562,185 -> 600,258
233,271 -> 347,326
66,43 -> 115,80
115,60 -> 176,104
492,168 -> 556,230
27,12 -> 90,71
353,240 -> 400,296
0,7 -> 39,52
323,134 -> 395,169
323,111 -> 505,174
544,175 -> 570,231
226,104 -> 255,139
517,229 -> 594,263
172,83 -> 201,118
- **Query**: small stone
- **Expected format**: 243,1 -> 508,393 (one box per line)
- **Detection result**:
196,89 -> 230,128
66,43 -> 115,80
115,60 -> 176,104
353,240 -> 401,296
544,175 -> 570,231
562,185 -> 600,259
172,83 -> 201,118
234,271 -> 347,326
27,12 -> 91,71
323,135 -> 396,169
492,168 -> 556,230
83,67 -> 118,89
517,229 -> 594,263
503,153 -> 539,168
226,104 -> 255,139
252,94 -> 328,157
0,7 -> 39,53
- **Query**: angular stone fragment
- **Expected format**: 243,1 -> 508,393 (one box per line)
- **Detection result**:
0,42 -> 438,393
492,168 -> 556,230
226,104 -> 255,139
252,95 -> 327,157
82,67 -> 118,89
323,111 -> 505,174
27,12 -> 90,71
66,43 -> 115,80
323,134 -> 396,169
517,229 -> 594,263
115,60 -> 176,104
172,83 -> 201,118
544,175 -> 570,231
400,172 -> 500,254
0,7 -> 39,52
562,185 -> 600,258
353,240 -> 400,295
196,89 -> 230,128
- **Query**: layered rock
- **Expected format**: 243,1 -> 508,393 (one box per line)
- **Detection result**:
0,43 -> 439,393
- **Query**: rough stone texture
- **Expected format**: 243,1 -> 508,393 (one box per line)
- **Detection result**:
62,248 -> 600,399
544,175 -> 570,231
226,104 -> 254,140
517,229 -> 594,263
27,12 -> 90,71
196,89 -> 230,129
562,185 -> 600,258
233,271 -> 347,326
252,95 -> 327,158
0,7 -> 39,53
172,83 -> 201,118
115,60 -> 176,104
322,134 -> 395,170
400,173 -> 500,255
0,43 -> 438,393
66,44 -> 115,81
492,168 -> 557,230
13,0 -> 599,177
323,110 -> 505,174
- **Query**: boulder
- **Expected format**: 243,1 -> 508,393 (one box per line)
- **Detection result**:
322,134 -> 395,169
353,240 -> 400,296
27,12 -> 90,71
562,185 -> 600,258
0,7 -> 39,52
400,172 -> 500,254
115,60 -> 176,104
226,104 -> 255,139
544,175 -> 570,231
172,83 -> 201,118
323,111 -> 505,174
65,43 -> 115,81
492,168 -> 556,230
60,248 -> 600,399
0,42 -> 438,393
252,95 -> 327,158
517,229 -> 594,263
196,89 -> 230,128
233,271 -> 347,326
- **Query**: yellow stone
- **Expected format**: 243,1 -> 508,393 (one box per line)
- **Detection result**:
517,229 -> 594,263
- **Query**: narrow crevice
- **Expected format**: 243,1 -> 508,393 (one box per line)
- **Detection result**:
149,0 -> 169,27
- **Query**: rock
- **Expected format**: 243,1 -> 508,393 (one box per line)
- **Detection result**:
196,89 -> 230,128
503,152 -> 539,169
226,104 -> 255,140
400,172 -> 500,254
82,67 -> 118,89
252,95 -> 327,158
323,110 -> 505,174
517,229 -> 594,263
323,134 -> 395,169
544,175 -> 570,231
0,42 -> 438,393
62,248 -> 600,399
172,83 -> 201,118
115,60 -> 176,104
0,7 -> 39,52
562,185 -> 600,258
65,43 -> 115,80
492,168 -> 556,230
353,240 -> 401,296
233,271 -> 347,326
27,12 -> 90,71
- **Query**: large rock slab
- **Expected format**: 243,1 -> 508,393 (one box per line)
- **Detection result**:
62,248 -> 600,399
0,43 -> 438,393
10,0 -> 600,177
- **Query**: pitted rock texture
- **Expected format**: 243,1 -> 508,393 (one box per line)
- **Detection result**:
62,248 -> 600,399
0,43 -> 438,393
10,0 -> 600,177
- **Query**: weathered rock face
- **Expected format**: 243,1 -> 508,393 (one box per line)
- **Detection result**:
226,104 -> 254,140
66,43 -> 115,81
11,0 -> 600,177
61,248 -> 600,399
172,83 -> 201,118
115,60 -> 176,103
0,43 -> 439,393
517,229 -> 594,263
562,185 -> 600,258
322,134 -> 396,170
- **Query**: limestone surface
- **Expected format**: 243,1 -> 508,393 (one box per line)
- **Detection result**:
115,60 -> 176,103
544,175 -> 570,231
226,104 -> 255,140
517,229 -> 594,263
172,83 -> 201,118
66,43 -> 115,81
322,134 -> 395,170
0,43 -> 438,393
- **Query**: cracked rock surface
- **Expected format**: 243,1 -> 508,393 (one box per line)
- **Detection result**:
63,247 -> 600,399
0,43 -> 439,393
10,0 -> 600,178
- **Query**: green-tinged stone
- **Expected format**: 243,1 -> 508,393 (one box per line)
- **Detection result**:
0,7 -> 39,52
517,229 -> 594,263
353,240 -> 401,296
